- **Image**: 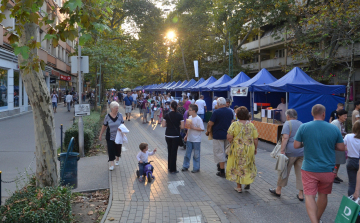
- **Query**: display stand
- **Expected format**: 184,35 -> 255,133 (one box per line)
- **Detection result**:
252,120 -> 283,143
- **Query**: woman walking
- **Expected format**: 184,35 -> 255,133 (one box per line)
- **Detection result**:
269,109 -> 304,201
226,106 -> 258,193
162,101 -> 184,174
99,101 -> 124,171
345,121 -> 360,196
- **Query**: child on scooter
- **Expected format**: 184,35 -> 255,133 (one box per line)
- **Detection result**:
136,143 -> 157,182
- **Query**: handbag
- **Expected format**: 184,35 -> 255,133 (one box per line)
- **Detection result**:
270,121 -> 292,158
335,195 -> 360,223
167,113 -> 184,147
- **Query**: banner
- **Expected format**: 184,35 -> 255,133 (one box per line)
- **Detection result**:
231,87 -> 248,97
60,75 -> 71,81
194,60 -> 199,77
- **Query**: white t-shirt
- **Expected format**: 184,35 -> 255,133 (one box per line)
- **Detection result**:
187,115 -> 205,142
51,94 -> 58,102
212,100 -> 217,110
191,99 -> 195,104
195,99 -> 206,114
277,103 -> 287,123
344,133 -> 360,158
131,94 -> 138,101
65,95 -> 73,103
136,150 -> 155,163
143,93 -> 147,98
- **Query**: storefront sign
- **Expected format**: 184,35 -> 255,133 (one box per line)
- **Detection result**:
50,78 -> 56,84
231,87 -> 248,97
60,75 -> 71,81
75,104 -> 90,116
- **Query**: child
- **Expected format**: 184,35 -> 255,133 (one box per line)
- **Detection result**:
150,100 -> 155,124
137,143 -> 157,182
181,104 -> 204,173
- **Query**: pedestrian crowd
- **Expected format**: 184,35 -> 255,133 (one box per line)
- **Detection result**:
50,89 -> 95,113
98,89 -> 360,223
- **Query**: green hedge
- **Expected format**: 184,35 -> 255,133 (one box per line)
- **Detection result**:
0,177 -> 72,223
64,112 -> 101,153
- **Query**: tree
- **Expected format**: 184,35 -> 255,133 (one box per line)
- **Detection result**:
287,0 -> 360,110
0,0 -> 108,187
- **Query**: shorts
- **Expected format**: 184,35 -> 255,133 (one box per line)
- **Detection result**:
52,102 -> 57,108
213,139 -> 229,163
301,170 -> 336,195
141,109 -> 147,117
125,106 -> 132,113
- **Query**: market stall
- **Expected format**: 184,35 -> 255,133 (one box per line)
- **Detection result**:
200,74 -> 232,108
190,76 -> 217,111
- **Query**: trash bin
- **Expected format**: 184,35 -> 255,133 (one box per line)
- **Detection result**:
58,137 -> 80,188
58,152 -> 80,188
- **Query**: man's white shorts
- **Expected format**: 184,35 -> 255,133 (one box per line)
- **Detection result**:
213,139 -> 229,163
125,106 -> 132,113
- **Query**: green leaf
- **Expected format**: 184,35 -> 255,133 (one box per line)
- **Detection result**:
14,46 -> 30,60
43,34 -> 57,41
79,33 -> 91,46
66,0 -> 82,11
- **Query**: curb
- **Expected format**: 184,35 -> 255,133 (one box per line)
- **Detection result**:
0,110 -> 32,122
100,169 -> 113,223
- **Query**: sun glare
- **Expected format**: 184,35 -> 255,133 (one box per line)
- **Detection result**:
166,31 -> 176,40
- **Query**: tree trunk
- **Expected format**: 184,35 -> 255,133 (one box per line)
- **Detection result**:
345,40 -> 355,112
178,40 -> 189,80
18,23 -> 58,187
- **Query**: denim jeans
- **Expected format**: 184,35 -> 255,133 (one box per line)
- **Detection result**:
183,141 -> 201,171
139,163 -> 146,176
67,102 -> 71,111
198,114 -> 204,121
347,157 -> 359,196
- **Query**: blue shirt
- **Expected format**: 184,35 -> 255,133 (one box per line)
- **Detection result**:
124,96 -> 133,106
210,107 -> 234,140
294,120 -> 344,173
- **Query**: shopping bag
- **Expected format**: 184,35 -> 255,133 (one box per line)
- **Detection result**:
335,196 -> 360,223
270,138 -> 282,158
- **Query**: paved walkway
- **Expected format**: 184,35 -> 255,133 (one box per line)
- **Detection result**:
104,107 -> 348,223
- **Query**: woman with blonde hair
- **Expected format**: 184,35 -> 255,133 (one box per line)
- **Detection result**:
226,106 -> 258,193
345,121 -> 360,196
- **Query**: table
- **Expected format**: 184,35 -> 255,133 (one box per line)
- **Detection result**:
252,120 -> 283,144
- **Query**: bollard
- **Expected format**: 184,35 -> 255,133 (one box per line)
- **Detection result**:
0,170 -> 2,206
73,116 -> 75,124
60,124 -> 63,153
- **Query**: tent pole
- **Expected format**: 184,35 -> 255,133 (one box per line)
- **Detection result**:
286,92 -> 288,110
251,91 -> 254,120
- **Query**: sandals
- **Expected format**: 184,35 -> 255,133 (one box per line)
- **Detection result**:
234,187 -> 242,193
269,188 -> 281,197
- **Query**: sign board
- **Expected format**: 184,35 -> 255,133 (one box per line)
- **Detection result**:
50,78 -> 56,83
75,104 -> 90,116
193,60 -> 199,77
71,56 -> 89,74
60,75 -> 71,81
231,87 -> 248,97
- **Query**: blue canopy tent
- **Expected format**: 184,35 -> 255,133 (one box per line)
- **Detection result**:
169,80 -> 187,91
183,78 -> 204,91
190,76 -> 217,111
213,72 -> 250,91
251,67 -> 346,123
231,68 -> 278,111
153,83 -> 166,94
165,81 -> 182,97
160,81 -> 176,91
171,80 -> 188,98
200,74 -> 232,105
177,79 -> 197,91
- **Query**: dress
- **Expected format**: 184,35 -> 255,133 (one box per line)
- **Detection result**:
226,121 -> 258,185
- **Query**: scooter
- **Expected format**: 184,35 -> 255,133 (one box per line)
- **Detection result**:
136,161 -> 154,183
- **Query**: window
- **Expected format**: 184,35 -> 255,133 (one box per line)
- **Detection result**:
275,49 -> 285,58
14,71 -> 19,107
0,68 -> 8,108
253,55 -> 259,63
252,35 -> 259,41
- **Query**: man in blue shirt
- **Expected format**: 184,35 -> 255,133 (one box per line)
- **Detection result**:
294,104 -> 345,223
206,97 -> 234,178
123,92 -> 134,121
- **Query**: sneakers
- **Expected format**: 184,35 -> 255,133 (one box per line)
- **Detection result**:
181,168 -> 188,172
109,166 -> 114,171
139,176 -> 143,182
115,161 -> 119,166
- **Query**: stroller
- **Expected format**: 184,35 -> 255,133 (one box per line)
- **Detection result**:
136,161 -> 154,183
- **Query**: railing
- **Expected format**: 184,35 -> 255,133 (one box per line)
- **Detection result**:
241,40 -> 259,50
260,58 -> 286,69
260,34 -> 285,47
242,62 -> 259,70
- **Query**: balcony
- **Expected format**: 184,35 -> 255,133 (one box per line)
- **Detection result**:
242,62 -> 258,70
287,57 -> 308,65
260,58 -> 286,69
260,34 -> 285,47
241,40 -> 258,50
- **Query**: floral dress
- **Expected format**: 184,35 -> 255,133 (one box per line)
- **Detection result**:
226,121 -> 259,185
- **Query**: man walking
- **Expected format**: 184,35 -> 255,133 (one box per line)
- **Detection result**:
131,91 -> 138,108
51,90 -> 58,113
212,96 -> 218,111
206,97 -> 234,177
123,92 -> 134,121
65,91 -> 73,112
329,103 -> 344,123
294,104 -> 345,223
195,95 -> 207,121
182,104 -> 204,173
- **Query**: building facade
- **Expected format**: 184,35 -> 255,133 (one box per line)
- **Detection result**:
0,0 -> 76,118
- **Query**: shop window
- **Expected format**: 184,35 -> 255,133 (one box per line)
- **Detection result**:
0,69 -> 8,108
14,71 -> 19,107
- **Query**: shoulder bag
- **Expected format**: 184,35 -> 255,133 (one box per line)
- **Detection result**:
270,120 -> 292,158
167,112 -> 184,147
